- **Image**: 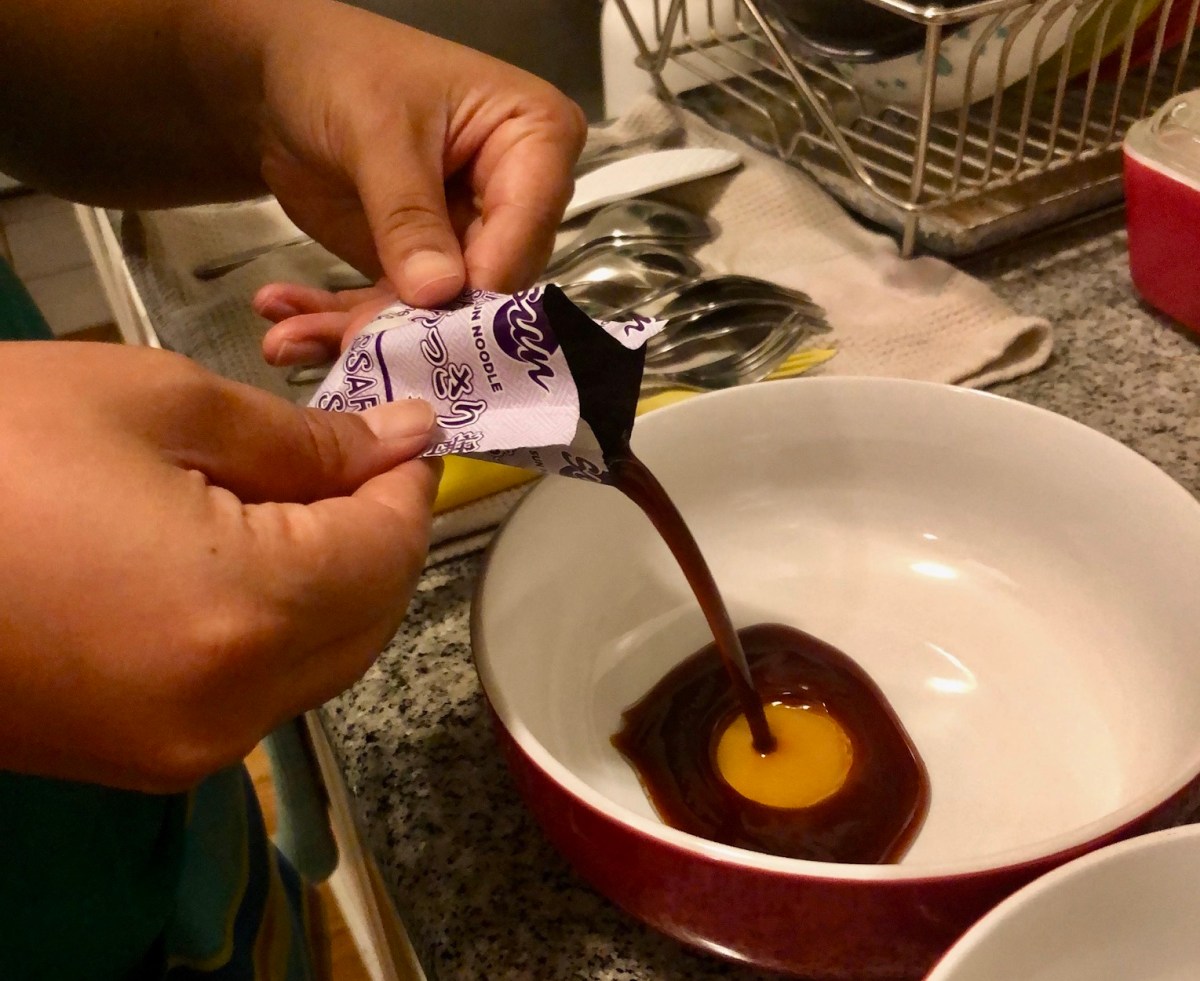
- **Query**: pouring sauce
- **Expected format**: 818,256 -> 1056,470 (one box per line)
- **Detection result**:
607,451 -> 929,863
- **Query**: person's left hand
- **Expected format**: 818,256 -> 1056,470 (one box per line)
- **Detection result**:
0,341 -> 442,791
253,280 -> 397,368
184,0 -> 586,309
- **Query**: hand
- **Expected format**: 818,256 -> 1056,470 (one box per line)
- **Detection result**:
184,0 -> 586,307
253,280 -> 398,367
0,341 -> 441,792
2,0 -> 585,306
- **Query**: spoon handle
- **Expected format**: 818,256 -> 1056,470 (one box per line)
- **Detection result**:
192,234 -> 313,280
638,374 -> 707,397
562,148 -> 740,223
574,126 -> 682,176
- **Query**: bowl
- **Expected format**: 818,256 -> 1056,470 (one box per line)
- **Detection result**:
1096,0 -> 1192,81
754,0 -> 937,63
1124,89 -> 1200,335
843,0 -> 1098,113
472,378 -> 1200,980
926,823 -> 1200,980
1038,0 -> 1164,91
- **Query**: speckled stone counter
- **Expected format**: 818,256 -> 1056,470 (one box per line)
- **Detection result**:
322,214 -> 1200,981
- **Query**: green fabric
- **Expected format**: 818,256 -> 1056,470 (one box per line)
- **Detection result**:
163,769 -> 250,968
262,721 -> 337,884
0,255 -> 54,340
0,767 -> 317,981
0,772 -> 188,979
165,769 -> 318,981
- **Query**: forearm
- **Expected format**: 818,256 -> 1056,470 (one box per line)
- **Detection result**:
0,0 -> 585,303
0,0 -> 270,207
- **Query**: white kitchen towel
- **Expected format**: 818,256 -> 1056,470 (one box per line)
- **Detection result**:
564,95 -> 1052,389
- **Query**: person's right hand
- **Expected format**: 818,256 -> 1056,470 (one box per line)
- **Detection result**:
180,0 -> 587,307
0,341 -> 440,792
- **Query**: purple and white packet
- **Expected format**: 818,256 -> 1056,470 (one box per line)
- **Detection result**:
309,285 -> 664,483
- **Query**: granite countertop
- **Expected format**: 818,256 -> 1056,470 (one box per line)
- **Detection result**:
322,213 -> 1199,980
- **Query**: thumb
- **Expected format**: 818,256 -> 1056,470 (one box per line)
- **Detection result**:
357,129 -> 466,308
157,369 -> 439,504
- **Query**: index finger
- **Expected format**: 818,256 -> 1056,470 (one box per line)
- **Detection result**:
464,121 -> 585,292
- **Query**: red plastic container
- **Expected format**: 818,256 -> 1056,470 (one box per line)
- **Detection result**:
1124,90 -> 1200,336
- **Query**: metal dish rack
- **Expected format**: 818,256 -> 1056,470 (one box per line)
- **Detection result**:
610,0 -> 1199,255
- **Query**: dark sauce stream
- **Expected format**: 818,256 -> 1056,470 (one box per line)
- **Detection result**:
606,449 -> 929,863
607,453 -> 775,755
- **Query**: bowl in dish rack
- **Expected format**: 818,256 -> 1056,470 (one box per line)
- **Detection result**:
842,0 -> 1114,113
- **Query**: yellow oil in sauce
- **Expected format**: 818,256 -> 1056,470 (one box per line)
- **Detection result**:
715,702 -> 853,809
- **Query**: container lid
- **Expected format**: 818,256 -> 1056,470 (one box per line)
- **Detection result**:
1125,88 -> 1200,187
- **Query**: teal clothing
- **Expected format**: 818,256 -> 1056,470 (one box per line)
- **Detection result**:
0,254 -> 54,340
0,773 -> 186,978
0,768 -> 317,980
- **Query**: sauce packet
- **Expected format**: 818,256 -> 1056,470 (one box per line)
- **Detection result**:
310,285 -> 665,482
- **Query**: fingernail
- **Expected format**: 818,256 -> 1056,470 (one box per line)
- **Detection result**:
257,297 -> 302,321
276,339 -> 334,367
360,399 -> 436,442
402,250 -> 463,308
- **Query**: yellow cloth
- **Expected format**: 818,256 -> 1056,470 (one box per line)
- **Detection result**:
432,390 -> 699,513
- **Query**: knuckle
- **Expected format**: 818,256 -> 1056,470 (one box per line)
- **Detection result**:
530,86 -> 589,153
181,592 -> 284,685
558,100 -> 590,154
140,350 -> 241,428
369,193 -> 446,235
298,410 -> 356,491
374,199 -> 450,247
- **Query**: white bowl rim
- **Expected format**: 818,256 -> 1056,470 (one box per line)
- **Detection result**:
472,377 -> 1200,884
924,822 -> 1200,979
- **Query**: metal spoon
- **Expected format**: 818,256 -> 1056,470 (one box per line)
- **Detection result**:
641,306 -> 816,393
551,245 -> 705,317
645,299 -> 808,365
654,275 -> 818,318
618,275 -> 823,327
545,201 -> 715,276
645,294 -> 822,363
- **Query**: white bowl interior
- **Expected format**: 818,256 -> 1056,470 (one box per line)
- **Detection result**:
475,379 -> 1200,875
927,823 -> 1200,980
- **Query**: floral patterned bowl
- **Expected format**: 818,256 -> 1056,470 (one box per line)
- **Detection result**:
842,0 -> 1097,113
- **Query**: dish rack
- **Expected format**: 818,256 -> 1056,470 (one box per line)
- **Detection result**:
609,0 -> 1199,255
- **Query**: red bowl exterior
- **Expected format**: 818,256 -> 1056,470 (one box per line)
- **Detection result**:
489,705 -> 1200,980
1097,3 -> 1197,81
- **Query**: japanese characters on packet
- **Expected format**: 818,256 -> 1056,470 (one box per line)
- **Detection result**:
309,286 -> 665,482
